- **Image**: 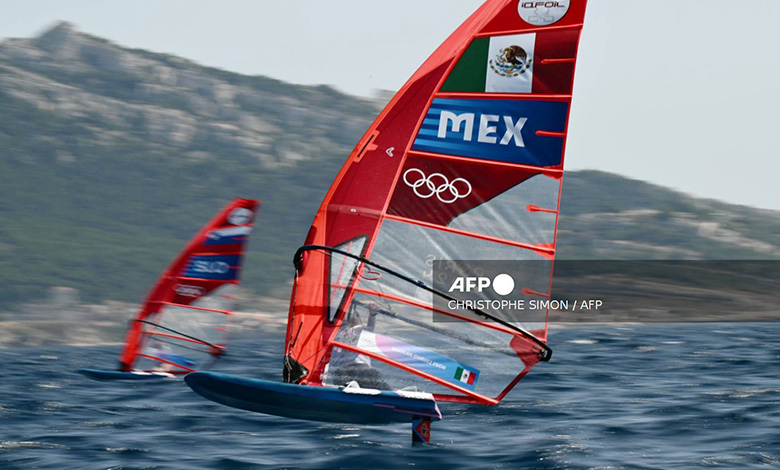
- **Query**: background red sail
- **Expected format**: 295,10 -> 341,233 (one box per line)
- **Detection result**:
119,198 -> 260,374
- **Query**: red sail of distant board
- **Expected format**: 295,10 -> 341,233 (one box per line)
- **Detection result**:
119,198 -> 260,375
285,0 -> 587,405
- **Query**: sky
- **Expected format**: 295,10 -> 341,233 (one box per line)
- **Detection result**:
2,0 -> 780,211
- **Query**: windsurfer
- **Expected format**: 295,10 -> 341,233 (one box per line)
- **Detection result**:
144,339 -> 197,371
328,303 -> 390,390
144,339 -> 174,371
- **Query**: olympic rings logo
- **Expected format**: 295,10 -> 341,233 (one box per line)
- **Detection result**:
403,168 -> 473,204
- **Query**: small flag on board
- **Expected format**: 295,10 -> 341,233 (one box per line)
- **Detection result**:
454,366 -> 477,386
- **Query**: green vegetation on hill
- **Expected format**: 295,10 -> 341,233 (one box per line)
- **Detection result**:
0,86 -> 359,308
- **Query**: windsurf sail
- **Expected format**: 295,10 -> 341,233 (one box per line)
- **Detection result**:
118,198 -> 260,375
284,0 -> 587,405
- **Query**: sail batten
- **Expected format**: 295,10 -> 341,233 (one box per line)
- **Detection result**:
436,92 -> 574,100
175,277 -> 241,283
159,301 -> 232,316
142,331 -> 221,348
407,149 -> 565,175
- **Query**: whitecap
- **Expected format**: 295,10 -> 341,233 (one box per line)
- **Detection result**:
0,441 -> 69,451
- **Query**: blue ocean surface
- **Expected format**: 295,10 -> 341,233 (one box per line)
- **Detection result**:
1,323 -> 779,469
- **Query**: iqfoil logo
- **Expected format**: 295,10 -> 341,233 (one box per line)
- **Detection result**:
227,207 -> 253,226
448,273 -> 515,296
518,1 -> 570,26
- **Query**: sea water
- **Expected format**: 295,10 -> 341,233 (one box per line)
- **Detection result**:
1,324 -> 778,469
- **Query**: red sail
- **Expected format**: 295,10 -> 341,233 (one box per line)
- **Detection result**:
119,198 -> 260,374
285,0 -> 587,404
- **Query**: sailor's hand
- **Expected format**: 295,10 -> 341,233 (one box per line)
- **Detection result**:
368,303 -> 380,316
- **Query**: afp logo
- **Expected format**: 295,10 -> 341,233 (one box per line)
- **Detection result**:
448,274 -> 515,296
518,1 -> 570,26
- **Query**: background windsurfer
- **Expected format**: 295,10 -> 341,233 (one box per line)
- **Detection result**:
328,303 -> 389,390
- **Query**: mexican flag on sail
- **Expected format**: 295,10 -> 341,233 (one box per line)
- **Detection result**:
442,33 -> 536,94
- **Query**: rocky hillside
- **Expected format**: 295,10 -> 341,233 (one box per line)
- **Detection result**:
0,23 -> 778,312
558,171 -> 780,260
0,22 -> 376,167
0,22 -> 379,309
